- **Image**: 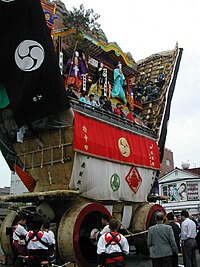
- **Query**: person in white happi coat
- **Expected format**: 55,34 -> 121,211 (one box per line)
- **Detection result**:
97,219 -> 129,267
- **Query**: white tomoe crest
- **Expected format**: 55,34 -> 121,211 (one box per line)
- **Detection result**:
15,40 -> 45,72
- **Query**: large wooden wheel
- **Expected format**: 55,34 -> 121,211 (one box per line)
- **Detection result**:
132,203 -> 165,232
57,202 -> 111,267
0,211 -> 16,259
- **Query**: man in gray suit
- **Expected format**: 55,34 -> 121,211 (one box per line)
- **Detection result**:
147,212 -> 178,267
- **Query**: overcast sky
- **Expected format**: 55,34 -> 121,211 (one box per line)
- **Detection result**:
1,0 -> 200,187
62,0 -> 200,168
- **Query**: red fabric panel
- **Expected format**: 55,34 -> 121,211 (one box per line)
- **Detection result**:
125,166 -> 142,193
14,164 -> 36,192
73,112 -> 160,169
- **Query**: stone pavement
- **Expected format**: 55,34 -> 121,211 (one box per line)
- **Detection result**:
125,251 -> 200,267
1,252 -> 200,266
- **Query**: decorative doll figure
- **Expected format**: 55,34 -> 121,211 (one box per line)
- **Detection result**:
64,50 -> 86,91
73,50 -> 79,77
89,61 -> 106,97
78,50 -> 88,75
65,50 -> 80,78
111,61 -> 127,104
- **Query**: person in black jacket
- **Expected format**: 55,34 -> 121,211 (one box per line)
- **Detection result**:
66,84 -> 78,100
195,230 -> 200,254
166,212 -> 181,267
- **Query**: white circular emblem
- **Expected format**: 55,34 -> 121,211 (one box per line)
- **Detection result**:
1,0 -> 15,2
118,137 -> 130,157
15,40 -> 44,72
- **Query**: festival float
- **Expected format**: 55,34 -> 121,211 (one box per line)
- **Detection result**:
0,0 -> 183,266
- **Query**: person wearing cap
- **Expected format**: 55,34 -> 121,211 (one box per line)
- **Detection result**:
166,212 -> 181,267
147,212 -> 178,267
180,209 -> 197,267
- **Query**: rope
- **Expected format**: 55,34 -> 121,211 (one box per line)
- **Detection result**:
116,218 -> 148,238
51,262 -> 71,267
124,230 -> 148,238
116,219 -> 133,236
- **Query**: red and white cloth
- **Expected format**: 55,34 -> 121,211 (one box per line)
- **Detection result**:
97,231 -> 129,264
26,230 -> 55,250
73,111 -> 160,169
13,224 -> 28,241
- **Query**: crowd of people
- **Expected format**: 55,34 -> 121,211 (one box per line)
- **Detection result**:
12,214 -> 55,266
92,210 -> 200,267
66,84 -> 148,129
133,68 -> 165,105
11,209 -> 200,267
148,210 -> 200,267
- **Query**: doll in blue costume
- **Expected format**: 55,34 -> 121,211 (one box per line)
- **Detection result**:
111,61 -> 127,104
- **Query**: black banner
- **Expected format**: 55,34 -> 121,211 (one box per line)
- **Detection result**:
158,48 -> 183,162
0,0 -> 69,127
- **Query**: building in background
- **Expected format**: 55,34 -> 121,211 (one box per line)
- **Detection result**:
10,172 -> 28,195
159,165 -> 200,215
0,173 -> 28,220
0,187 -> 10,196
159,148 -> 174,178
0,187 -> 10,220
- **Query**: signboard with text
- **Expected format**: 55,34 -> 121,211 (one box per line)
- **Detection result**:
186,182 -> 199,201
